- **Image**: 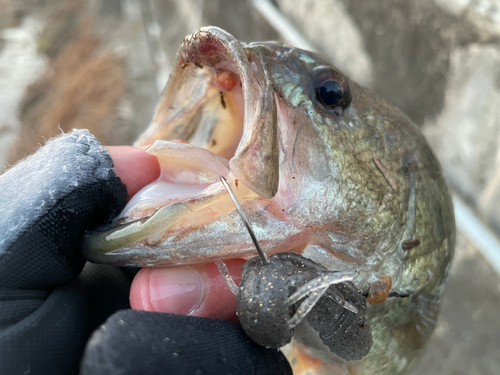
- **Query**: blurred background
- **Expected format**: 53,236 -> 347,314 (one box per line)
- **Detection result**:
1,0 -> 500,373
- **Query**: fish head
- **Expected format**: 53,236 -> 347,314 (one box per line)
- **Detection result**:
83,27 -> 415,282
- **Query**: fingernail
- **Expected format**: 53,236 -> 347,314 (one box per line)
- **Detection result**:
148,267 -> 203,314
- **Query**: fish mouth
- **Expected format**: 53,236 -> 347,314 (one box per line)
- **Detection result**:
136,26 -> 278,199
82,27 -> 284,266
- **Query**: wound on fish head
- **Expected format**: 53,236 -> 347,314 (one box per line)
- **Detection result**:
219,176 -> 373,360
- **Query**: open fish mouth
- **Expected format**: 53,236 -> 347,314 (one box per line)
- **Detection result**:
135,26 -> 279,199
82,27 -> 292,267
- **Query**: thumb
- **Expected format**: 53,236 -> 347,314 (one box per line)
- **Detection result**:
130,259 -> 245,321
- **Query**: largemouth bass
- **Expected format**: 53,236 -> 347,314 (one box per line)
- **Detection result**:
83,27 -> 455,374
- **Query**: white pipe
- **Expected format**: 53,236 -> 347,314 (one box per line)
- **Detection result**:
251,0 -> 317,52
453,195 -> 500,274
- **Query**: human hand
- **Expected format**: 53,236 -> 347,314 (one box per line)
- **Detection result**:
0,130 -> 291,375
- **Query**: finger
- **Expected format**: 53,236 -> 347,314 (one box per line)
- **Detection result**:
130,259 -> 245,321
106,146 -> 160,199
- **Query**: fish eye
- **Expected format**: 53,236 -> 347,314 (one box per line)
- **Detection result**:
316,80 -> 343,107
312,67 -> 351,113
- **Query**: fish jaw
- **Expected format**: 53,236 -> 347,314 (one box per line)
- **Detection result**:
82,138 -> 308,266
82,162 -> 312,267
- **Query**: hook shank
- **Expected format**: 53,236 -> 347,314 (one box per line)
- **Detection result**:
219,176 -> 269,265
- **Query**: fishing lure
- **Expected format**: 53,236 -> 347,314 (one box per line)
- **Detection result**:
218,176 -> 373,361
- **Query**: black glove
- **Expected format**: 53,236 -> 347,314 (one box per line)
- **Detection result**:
0,129 -> 292,375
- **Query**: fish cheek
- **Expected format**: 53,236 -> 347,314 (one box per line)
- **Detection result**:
277,101 -> 333,181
